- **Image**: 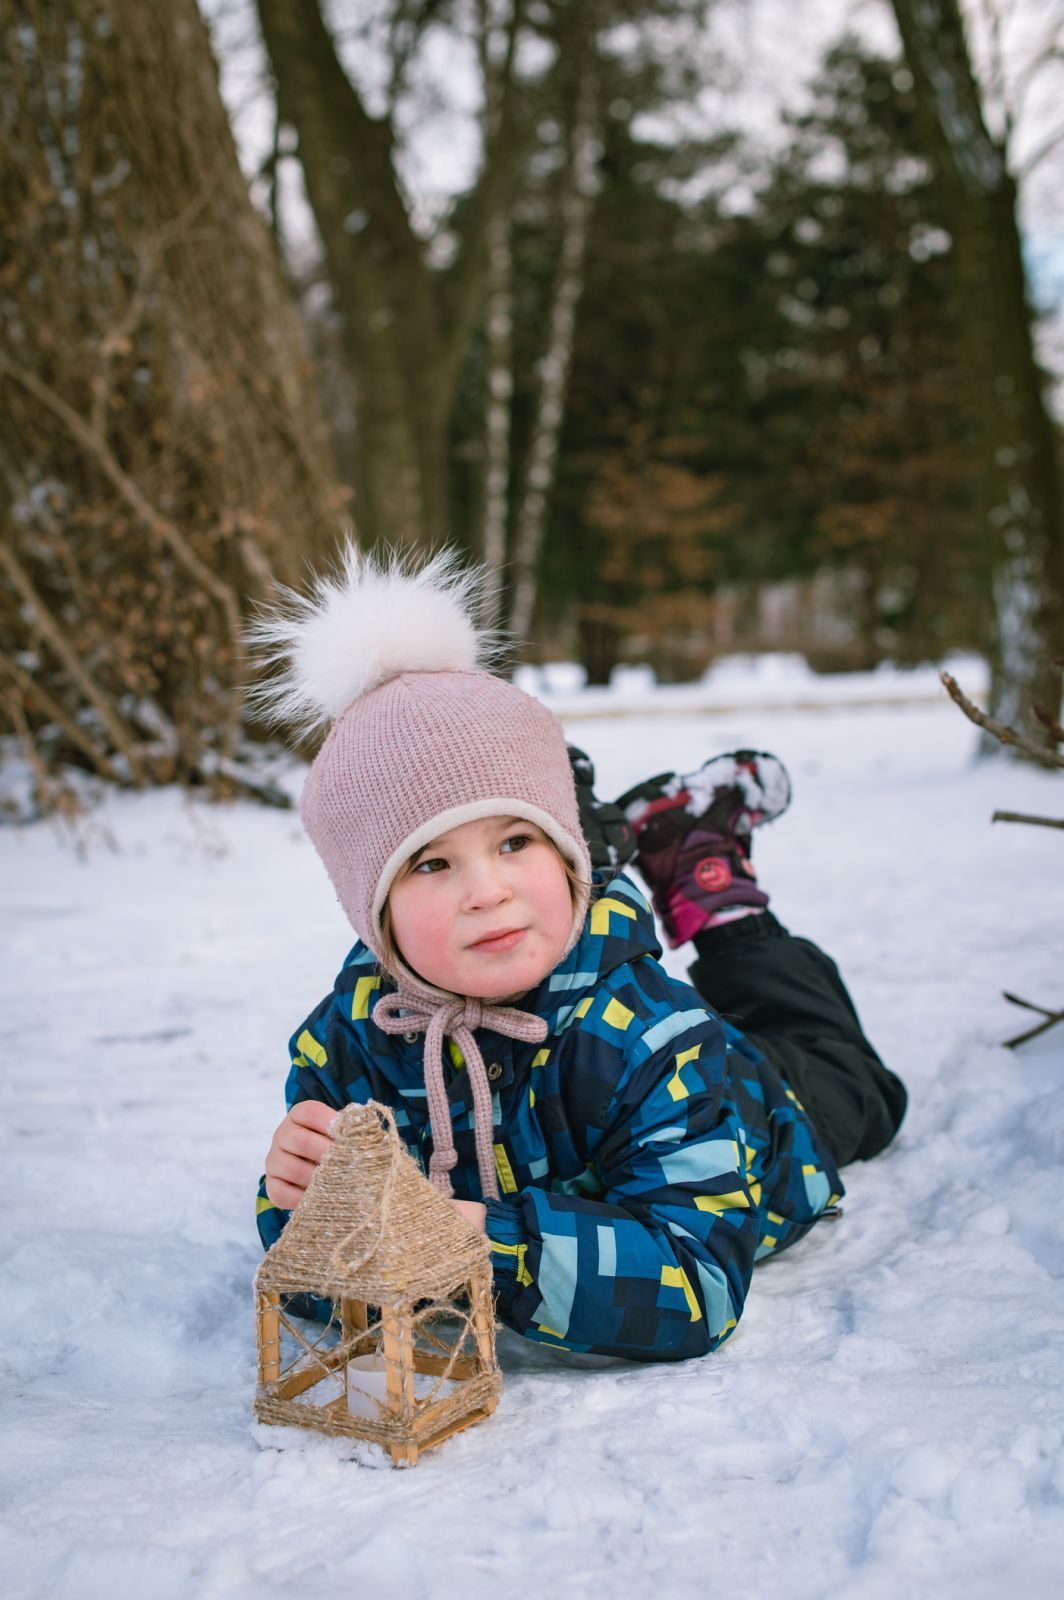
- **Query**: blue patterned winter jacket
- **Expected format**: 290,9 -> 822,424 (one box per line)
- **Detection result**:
256,872 -> 843,1362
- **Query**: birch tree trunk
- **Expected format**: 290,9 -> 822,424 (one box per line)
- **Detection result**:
476,1 -> 521,623
0,0 -> 341,798
891,0 -> 1064,747
508,66 -> 600,643
481,210 -> 515,625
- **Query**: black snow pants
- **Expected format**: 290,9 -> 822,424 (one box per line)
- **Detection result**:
686,912 -> 907,1169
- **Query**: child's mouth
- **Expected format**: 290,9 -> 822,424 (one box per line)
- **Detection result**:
468,928 -> 527,953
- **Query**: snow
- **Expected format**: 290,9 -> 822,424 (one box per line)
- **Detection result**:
3,658 -> 1063,1597
517,648 -> 989,714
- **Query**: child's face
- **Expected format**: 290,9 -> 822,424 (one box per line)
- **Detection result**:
386,815 -> 574,999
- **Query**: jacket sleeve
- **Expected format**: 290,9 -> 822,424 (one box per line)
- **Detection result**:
484,1014 -> 763,1362
254,998 -> 361,1257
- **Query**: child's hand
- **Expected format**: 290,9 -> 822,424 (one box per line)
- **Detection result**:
263,1101 -> 336,1210
451,1199 -> 487,1233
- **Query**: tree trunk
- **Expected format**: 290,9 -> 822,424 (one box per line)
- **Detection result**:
509,64 -> 600,643
891,0 -> 1064,747
577,609 -> 621,686
0,0 -> 341,795
476,1 -> 519,622
254,0 -> 447,548
481,210 -> 514,625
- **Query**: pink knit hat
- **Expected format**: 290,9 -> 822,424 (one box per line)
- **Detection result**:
252,545 -> 592,996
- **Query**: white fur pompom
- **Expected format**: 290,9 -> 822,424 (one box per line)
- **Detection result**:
247,542 -> 502,733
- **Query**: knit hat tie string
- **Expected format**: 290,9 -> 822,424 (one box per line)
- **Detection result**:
372,991 -> 549,1202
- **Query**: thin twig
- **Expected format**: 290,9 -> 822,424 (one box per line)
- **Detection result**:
976,0 -> 1011,140
1003,992 -> 1057,1017
1019,121 -> 1064,180
992,810 -> 1064,830
1034,703 -> 1064,744
4,689 -> 82,828
0,656 -> 123,782
91,172 -> 223,434
0,351 -> 245,760
0,541 -> 147,783
1011,26 -> 1064,113
1004,1007 -> 1064,1049
940,672 -> 1064,769
90,246 -> 155,437
194,753 -> 292,809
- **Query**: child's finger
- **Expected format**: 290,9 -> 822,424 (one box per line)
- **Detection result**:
289,1100 -> 337,1135
278,1122 -> 333,1164
264,1173 -> 308,1210
267,1148 -> 319,1192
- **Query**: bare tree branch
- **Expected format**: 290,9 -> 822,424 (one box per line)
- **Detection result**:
0,539 -> 147,782
386,0 -> 450,107
0,657 -> 123,783
1011,8 -> 1064,114
1004,991 -> 1058,1015
1017,120 -> 1064,179
975,0 -> 1012,142
195,752 -> 293,809
4,690 -> 83,824
89,174 -> 222,435
1034,702 -> 1064,743
940,671 -> 1064,768
1003,999 -> 1064,1049
0,351 -> 245,761
992,810 -> 1064,830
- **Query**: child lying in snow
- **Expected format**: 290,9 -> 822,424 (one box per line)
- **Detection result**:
256,548 -> 906,1362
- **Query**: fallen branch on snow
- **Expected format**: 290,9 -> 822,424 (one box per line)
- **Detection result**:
992,810 -> 1064,831
940,670 -> 1063,1046
1002,993 -> 1064,1050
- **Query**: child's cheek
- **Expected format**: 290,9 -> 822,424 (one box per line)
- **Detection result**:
396,888 -> 465,989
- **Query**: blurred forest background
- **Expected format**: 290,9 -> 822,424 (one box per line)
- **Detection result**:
2,0 -> 1062,809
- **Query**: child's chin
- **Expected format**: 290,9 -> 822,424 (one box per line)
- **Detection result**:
464,955 -> 554,1002
468,973 -> 534,1002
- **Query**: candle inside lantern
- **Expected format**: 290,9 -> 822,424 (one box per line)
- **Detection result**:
346,1353 -> 458,1418
346,1354 -> 391,1418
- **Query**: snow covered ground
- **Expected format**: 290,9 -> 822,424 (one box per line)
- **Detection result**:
3,657 -> 1062,1599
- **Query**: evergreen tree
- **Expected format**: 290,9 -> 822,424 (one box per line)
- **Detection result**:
711,42 -> 980,663
534,40 -> 980,677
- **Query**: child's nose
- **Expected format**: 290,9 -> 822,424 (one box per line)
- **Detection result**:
462,857 -> 512,909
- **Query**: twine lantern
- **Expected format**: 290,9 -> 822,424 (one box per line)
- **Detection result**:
254,1102 -> 501,1466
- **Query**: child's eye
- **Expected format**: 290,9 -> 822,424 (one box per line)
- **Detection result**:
500,833 -> 532,854
413,856 -> 448,874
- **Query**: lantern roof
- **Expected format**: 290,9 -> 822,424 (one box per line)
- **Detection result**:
256,1102 -> 491,1305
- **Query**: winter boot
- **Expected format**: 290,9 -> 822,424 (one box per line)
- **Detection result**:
568,745 -> 638,873
616,750 -> 792,947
